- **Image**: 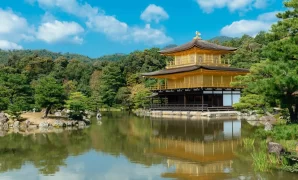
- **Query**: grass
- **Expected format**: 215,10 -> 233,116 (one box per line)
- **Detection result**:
251,151 -> 271,172
241,124 -> 298,173
242,138 -> 255,150
250,144 -> 280,172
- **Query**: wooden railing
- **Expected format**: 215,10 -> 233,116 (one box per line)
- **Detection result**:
150,104 -> 234,112
166,59 -> 231,69
150,82 -> 235,90
150,104 -> 209,112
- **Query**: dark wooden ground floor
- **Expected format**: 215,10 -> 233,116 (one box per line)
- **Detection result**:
150,89 -> 241,111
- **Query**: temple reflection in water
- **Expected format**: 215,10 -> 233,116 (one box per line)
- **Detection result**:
148,119 -> 241,179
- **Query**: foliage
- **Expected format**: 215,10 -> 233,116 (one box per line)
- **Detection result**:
251,151 -> 272,172
65,92 -> 88,120
95,53 -> 127,62
209,36 -> 235,44
99,63 -> 125,107
222,34 -> 265,69
116,87 -> 132,110
0,46 -> 169,114
242,138 -> 255,151
281,163 -> 298,173
7,103 -> 23,120
0,49 -> 93,65
130,84 -> 151,109
233,94 -> 267,113
232,1 -> 298,122
34,76 -> 65,117
0,68 -> 32,111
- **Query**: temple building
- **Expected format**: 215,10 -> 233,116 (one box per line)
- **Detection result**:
143,32 -> 249,111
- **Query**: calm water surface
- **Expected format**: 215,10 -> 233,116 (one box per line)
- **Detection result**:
0,112 -> 297,180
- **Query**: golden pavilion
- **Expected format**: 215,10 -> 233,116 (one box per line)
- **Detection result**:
143,32 -> 249,111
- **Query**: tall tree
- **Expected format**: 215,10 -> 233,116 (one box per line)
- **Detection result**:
65,92 -> 88,120
34,76 -> 66,117
234,1 -> 298,122
0,68 -> 32,111
100,63 -> 125,107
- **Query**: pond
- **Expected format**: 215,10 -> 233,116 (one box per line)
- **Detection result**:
0,112 -> 297,179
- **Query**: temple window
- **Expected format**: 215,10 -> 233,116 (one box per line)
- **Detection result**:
214,55 -> 219,64
197,55 -> 203,64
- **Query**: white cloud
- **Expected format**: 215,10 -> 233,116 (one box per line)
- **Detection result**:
257,11 -> 279,21
131,24 -> 172,45
196,0 -> 273,13
31,0 -> 99,18
41,12 -> 56,22
140,4 -> 169,23
86,15 -> 128,38
0,8 -> 35,43
36,20 -> 84,44
220,11 -> 279,37
0,40 -> 23,50
254,0 -> 272,8
31,0 -> 172,45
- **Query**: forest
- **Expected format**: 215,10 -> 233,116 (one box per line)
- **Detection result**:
0,0 -> 297,122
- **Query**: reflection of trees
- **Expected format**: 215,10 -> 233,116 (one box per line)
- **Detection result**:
90,113 -> 163,166
0,113 -> 165,175
0,130 -> 92,175
0,114 -> 242,177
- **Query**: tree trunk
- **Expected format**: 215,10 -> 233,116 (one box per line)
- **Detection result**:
44,105 -> 52,118
294,103 -> 298,123
288,105 -> 298,123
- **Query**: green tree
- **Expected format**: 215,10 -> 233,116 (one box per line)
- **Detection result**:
100,63 -> 125,107
130,84 -> 151,109
116,87 -> 132,110
34,76 -> 65,117
234,1 -> 298,122
222,34 -> 264,69
0,68 -> 32,111
88,70 -> 103,112
65,92 -> 88,120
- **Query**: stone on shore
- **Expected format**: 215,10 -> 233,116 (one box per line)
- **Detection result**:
66,121 -> 73,127
78,121 -> 86,128
260,115 -> 276,123
19,123 -> 27,131
54,111 -> 62,117
268,142 -> 285,155
53,120 -> 66,128
264,122 -> 273,131
0,112 -> 8,124
83,119 -> 91,125
13,121 -> 20,128
0,130 -> 6,137
3,123 -> 9,130
39,122 -> 50,128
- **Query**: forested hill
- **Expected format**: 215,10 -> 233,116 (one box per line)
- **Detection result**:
94,53 -> 127,62
0,49 -> 127,64
209,36 -> 236,43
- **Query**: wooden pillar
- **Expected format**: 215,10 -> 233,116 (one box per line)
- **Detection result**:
212,90 -> 214,107
201,91 -> 204,111
184,92 -> 186,107
232,120 -> 234,139
185,120 -> 187,135
231,90 -> 233,106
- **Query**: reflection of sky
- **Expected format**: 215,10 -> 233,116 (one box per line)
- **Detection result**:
223,120 -> 241,139
0,150 -> 170,180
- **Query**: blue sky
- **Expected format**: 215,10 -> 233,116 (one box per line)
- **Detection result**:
0,0 -> 284,57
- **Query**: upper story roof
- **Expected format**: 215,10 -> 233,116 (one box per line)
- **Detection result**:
160,32 -> 237,54
160,38 -> 237,54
